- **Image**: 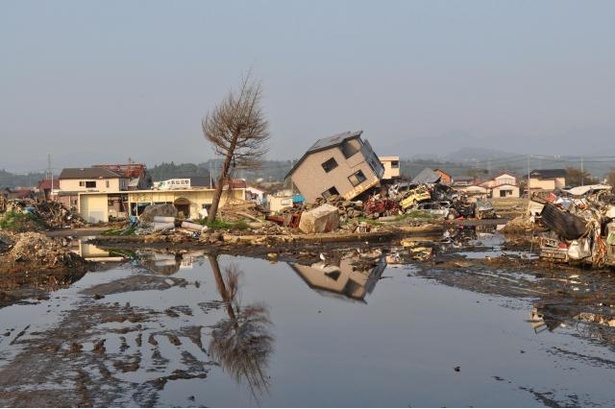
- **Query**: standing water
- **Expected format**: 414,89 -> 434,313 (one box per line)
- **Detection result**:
1,240 -> 614,407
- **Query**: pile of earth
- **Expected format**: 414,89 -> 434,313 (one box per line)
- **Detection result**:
0,231 -> 91,308
0,231 -> 89,274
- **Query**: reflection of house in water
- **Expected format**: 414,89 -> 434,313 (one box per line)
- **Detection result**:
139,250 -> 205,275
76,239 -> 126,262
288,250 -> 387,303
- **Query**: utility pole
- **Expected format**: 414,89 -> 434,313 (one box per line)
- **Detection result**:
581,156 -> 584,186
47,154 -> 54,201
527,154 -> 531,200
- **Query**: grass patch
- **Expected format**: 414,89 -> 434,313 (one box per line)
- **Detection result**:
201,219 -> 250,231
0,210 -> 47,232
402,210 -> 438,220
101,226 -> 137,236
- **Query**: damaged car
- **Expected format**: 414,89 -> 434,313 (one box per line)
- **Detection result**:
534,184 -> 615,267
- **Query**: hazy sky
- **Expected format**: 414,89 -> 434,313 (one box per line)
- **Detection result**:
2,0 -> 614,173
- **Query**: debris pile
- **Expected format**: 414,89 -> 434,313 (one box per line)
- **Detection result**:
139,203 -> 178,223
533,185 -> 615,266
218,201 -> 268,224
385,182 -> 491,220
1,199 -> 86,231
0,231 -> 89,272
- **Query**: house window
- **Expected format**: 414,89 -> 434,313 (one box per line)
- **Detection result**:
391,160 -> 399,168
348,170 -> 367,186
105,180 -> 110,188
321,158 -> 338,173
340,141 -> 359,159
79,181 -> 85,187
500,190 -> 512,197
85,181 -> 96,188
322,186 -> 339,199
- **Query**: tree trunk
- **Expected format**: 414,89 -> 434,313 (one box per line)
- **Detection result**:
208,255 -> 237,321
207,138 -> 237,223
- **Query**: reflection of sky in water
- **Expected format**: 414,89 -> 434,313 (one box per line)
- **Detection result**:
1,255 -> 615,407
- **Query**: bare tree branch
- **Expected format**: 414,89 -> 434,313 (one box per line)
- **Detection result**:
202,73 -> 270,222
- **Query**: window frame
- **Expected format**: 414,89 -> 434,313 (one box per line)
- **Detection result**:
322,186 -> 340,199
348,170 -> 367,187
321,157 -> 339,173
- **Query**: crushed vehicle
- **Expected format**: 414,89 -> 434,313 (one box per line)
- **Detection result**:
416,200 -> 458,220
534,184 -> 615,267
398,185 -> 432,211
388,182 -> 486,220
451,195 -> 476,218
475,199 -> 497,220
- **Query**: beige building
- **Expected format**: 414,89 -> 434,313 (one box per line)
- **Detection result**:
286,130 -> 384,203
528,169 -> 567,192
491,183 -> 520,198
480,173 -> 520,198
78,188 -> 246,223
379,156 -> 401,181
57,167 -> 129,211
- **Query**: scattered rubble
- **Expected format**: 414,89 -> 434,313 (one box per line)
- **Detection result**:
138,203 -> 178,223
0,199 -> 85,231
298,203 -> 340,234
532,184 -> 615,267
0,231 -> 89,272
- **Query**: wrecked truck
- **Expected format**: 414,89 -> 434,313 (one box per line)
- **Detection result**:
534,185 -> 615,267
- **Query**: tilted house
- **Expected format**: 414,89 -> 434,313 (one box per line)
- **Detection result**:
286,130 -> 384,203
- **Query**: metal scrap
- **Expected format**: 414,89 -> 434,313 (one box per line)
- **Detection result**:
534,185 -> 615,267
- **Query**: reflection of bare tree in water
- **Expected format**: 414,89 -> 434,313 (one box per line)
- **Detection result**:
208,256 -> 273,401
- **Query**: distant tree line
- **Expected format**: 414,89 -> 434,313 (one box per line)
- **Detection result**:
3,160 -> 615,189
0,169 -> 46,189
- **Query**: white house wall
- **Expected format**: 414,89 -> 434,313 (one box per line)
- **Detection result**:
79,188 -> 245,223
79,194 -> 109,223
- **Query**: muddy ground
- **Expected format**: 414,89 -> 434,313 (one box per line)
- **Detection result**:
2,221 -> 615,406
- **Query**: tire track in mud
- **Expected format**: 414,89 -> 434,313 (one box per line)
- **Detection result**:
0,273 -> 222,407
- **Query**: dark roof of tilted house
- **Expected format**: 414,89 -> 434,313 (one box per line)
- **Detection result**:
529,169 -> 568,179
285,130 -> 364,179
58,167 -> 125,180
306,130 -> 363,154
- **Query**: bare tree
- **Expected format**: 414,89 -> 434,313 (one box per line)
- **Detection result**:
202,74 -> 270,222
